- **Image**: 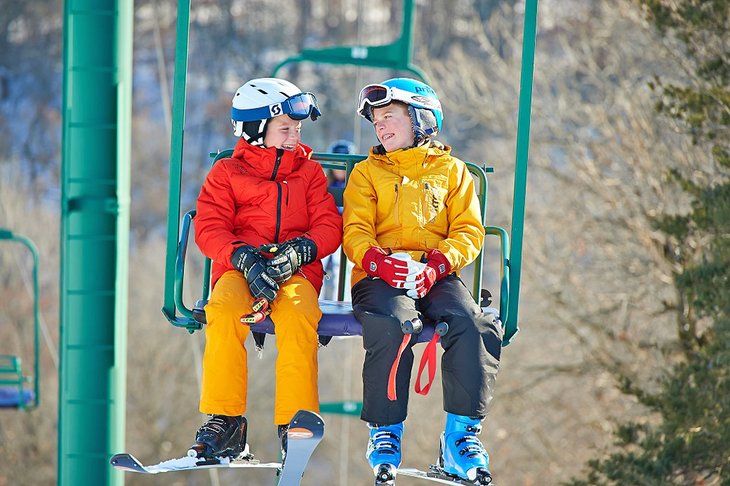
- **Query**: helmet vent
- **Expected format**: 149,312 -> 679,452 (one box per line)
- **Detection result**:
257,89 -> 268,95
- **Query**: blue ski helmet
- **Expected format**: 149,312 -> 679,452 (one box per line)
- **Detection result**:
327,139 -> 357,154
357,78 -> 443,139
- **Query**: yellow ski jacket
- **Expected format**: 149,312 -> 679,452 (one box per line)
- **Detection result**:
343,142 -> 485,286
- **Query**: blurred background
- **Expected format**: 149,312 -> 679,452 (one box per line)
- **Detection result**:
0,0 -> 727,485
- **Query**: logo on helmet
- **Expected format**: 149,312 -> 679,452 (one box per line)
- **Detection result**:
269,103 -> 283,117
414,86 -> 436,95
412,95 -> 438,107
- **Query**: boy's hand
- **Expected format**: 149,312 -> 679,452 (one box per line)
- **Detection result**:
260,237 -> 318,284
406,249 -> 451,299
231,245 -> 279,301
362,247 -> 412,288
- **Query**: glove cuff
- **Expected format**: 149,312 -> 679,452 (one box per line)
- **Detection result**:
298,237 -> 318,265
231,245 -> 256,271
426,249 -> 451,280
362,247 -> 388,277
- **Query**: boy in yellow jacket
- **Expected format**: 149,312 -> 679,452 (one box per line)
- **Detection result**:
343,78 -> 502,485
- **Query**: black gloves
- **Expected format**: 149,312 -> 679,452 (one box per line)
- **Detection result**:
231,245 -> 279,302
231,237 -> 317,296
260,237 -> 318,284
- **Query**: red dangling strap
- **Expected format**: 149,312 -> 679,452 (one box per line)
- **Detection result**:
415,333 -> 441,396
387,334 -> 413,401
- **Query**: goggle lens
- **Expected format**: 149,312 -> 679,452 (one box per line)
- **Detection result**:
286,92 -> 320,120
358,85 -> 391,113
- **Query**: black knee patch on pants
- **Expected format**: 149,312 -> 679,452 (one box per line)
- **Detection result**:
440,311 -> 502,418
355,308 -> 415,425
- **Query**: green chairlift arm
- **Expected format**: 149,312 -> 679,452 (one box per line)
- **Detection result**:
504,0 -> 539,345
163,0 -> 192,328
271,0 -> 428,82
0,228 -> 40,410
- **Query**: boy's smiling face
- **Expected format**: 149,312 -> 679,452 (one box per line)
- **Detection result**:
371,102 -> 415,152
264,115 -> 302,150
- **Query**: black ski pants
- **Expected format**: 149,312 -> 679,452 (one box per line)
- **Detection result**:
352,275 -> 503,426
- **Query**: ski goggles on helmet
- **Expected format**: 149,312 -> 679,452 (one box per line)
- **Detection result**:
232,92 -> 321,123
357,84 -> 394,120
357,84 -> 441,122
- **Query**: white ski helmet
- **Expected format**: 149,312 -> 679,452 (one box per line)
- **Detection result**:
231,78 -> 321,146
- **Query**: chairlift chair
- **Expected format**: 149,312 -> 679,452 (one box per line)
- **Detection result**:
162,0 -> 537,348
0,228 -> 40,411
169,150 -> 509,352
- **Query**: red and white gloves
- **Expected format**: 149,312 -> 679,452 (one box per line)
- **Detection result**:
406,249 -> 451,299
362,247 -> 413,288
362,247 -> 451,299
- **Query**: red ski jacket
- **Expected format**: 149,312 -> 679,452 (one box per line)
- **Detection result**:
195,138 -> 342,294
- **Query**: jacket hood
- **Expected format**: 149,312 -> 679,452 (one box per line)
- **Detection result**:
232,137 -> 314,180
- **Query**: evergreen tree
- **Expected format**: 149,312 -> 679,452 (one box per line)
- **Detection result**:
566,1 -> 729,484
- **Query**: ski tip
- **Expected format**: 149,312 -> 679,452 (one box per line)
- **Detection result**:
288,409 -> 325,437
291,409 -> 324,423
110,453 -> 147,473
110,452 -> 134,465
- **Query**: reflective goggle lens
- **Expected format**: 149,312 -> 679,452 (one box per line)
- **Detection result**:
286,92 -> 320,120
358,84 -> 392,112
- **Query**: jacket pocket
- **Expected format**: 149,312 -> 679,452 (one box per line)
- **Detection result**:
422,180 -> 446,225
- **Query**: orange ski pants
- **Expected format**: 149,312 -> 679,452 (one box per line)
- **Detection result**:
199,270 -> 321,425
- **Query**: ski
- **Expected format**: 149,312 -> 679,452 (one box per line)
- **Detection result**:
398,464 -> 493,485
276,410 -> 325,485
110,409 -> 324,486
110,451 -> 280,474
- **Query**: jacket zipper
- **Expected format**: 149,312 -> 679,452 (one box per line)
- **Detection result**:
271,149 -> 283,180
274,183 -> 282,243
423,181 -> 429,220
273,149 -> 283,242
394,183 -> 400,225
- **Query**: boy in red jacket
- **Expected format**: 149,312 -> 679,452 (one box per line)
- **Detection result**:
190,78 -> 341,460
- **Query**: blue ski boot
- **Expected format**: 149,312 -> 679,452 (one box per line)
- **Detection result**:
366,422 -> 403,485
439,414 -> 492,484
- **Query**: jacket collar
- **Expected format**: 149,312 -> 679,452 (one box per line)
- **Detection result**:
232,138 -> 313,180
368,141 -> 451,177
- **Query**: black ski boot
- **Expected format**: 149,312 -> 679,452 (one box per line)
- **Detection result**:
188,415 -> 247,459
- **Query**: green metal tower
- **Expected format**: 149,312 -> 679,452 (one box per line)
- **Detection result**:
59,1 -> 133,484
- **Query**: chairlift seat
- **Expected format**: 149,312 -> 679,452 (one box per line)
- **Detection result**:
0,230 -> 41,410
0,354 -> 34,409
191,297 -> 500,345
0,388 -> 35,408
